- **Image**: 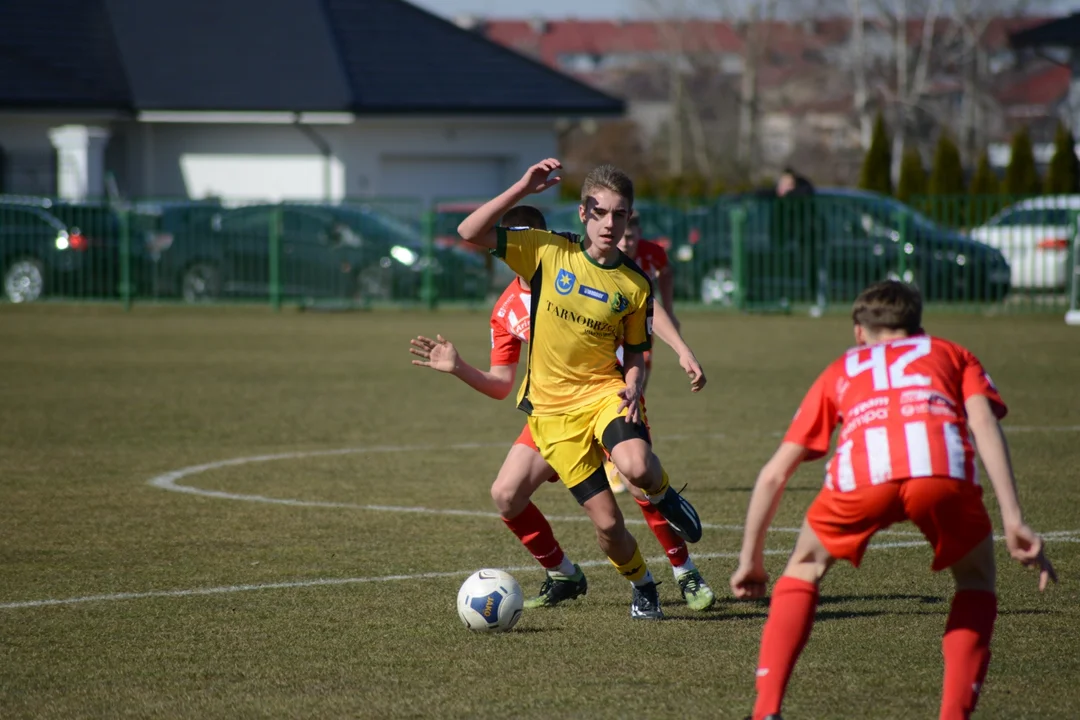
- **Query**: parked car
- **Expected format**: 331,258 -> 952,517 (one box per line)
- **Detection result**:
968,195 -> 1078,290
0,198 -> 129,303
678,188 -> 1012,306
151,203 -> 486,303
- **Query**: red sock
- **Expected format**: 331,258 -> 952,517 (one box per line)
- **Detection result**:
753,576 -> 819,720
635,497 -> 689,567
940,590 -> 997,720
502,502 -> 565,571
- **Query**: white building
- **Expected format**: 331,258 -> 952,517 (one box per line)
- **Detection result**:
0,0 -> 623,205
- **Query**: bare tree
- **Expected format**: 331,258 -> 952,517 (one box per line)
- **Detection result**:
651,13 -> 716,179
850,0 -> 873,149
869,0 -> 952,179
949,0 -> 1032,165
641,0 -> 763,181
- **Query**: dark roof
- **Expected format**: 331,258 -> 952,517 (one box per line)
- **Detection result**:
0,0 -> 622,116
323,0 -> 622,113
106,0 -> 353,112
0,0 -> 130,109
1010,13 -> 1080,49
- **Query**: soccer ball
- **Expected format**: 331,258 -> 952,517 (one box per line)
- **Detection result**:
456,569 -> 524,632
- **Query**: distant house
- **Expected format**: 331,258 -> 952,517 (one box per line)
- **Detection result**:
0,0 -> 622,204
1010,13 -> 1080,135
475,15 -> 1070,179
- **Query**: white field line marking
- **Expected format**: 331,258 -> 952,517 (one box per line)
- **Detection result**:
13,431 -> 1052,614
3,533 -> 1078,611
146,439 -> 922,537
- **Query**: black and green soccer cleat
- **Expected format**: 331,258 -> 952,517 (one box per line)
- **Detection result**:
523,565 -> 588,609
677,569 -> 717,611
653,485 -> 703,543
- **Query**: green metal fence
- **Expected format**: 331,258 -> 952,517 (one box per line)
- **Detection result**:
1,191 -> 1077,315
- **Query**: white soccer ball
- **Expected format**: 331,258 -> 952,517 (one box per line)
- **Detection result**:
456,569 -> 524,632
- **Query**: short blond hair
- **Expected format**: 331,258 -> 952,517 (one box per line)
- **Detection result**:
580,164 -> 634,207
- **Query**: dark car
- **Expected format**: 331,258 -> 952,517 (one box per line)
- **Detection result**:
150,203 -> 486,304
0,199 -> 126,303
677,188 -> 1012,307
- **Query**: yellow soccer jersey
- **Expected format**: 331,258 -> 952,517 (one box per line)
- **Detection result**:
494,226 -> 653,416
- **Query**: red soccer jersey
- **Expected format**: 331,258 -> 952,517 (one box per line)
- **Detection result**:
633,239 -> 669,279
785,335 -> 1006,492
490,279 -> 531,366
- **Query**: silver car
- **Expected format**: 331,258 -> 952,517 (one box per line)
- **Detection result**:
969,196 -> 1079,290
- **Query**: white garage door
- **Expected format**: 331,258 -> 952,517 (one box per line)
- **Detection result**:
379,156 -> 507,203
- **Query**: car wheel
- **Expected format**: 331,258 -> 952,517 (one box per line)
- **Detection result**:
700,266 -> 737,306
4,258 -> 45,303
181,263 -> 221,303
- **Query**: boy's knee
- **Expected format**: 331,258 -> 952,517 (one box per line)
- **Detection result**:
950,535 -> 996,592
490,477 -> 526,516
612,448 -> 653,486
592,510 -> 624,539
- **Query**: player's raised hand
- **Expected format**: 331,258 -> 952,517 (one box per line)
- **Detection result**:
409,334 -> 459,374
679,351 -> 706,392
616,382 -> 643,424
517,158 -> 562,196
730,562 -> 769,600
1005,523 -> 1058,591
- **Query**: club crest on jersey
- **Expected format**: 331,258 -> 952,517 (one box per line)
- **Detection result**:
578,285 -> 608,303
610,291 -> 629,314
555,269 -> 576,295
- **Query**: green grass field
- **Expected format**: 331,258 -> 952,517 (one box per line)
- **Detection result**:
1,305 -> 1078,719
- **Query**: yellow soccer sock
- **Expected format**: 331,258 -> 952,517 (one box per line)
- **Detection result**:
646,468 -> 671,504
610,545 -> 651,584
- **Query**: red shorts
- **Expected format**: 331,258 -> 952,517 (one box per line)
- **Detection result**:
513,424 -> 560,483
806,477 -> 992,571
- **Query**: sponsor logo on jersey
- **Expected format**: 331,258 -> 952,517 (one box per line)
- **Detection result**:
578,285 -> 609,302
610,291 -> 629,313
555,269 -> 576,295
544,300 -> 617,339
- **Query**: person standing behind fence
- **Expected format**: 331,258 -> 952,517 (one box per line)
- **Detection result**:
775,168 -> 824,311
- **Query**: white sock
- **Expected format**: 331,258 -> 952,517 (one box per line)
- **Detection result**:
551,556 -> 577,577
630,570 -> 655,588
673,558 -> 697,578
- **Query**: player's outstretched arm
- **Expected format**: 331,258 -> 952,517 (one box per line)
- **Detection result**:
966,394 -> 1057,591
457,159 -> 562,249
651,301 -> 705,392
731,442 -> 809,599
409,335 -> 517,400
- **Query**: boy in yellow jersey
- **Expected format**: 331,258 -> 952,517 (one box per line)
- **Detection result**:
457,158 -> 703,620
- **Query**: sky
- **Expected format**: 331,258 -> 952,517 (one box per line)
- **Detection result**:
406,0 -> 1080,20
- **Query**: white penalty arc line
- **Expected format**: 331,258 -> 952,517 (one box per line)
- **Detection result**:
9,431 -> 1053,614
4,535 -> 1078,611
0,541 -> 927,611
146,440 -> 928,537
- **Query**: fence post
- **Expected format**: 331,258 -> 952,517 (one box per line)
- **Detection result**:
420,209 -> 437,310
730,206 -> 746,311
1067,210 -> 1080,326
269,206 -> 282,312
119,208 -> 132,311
896,210 -> 909,281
